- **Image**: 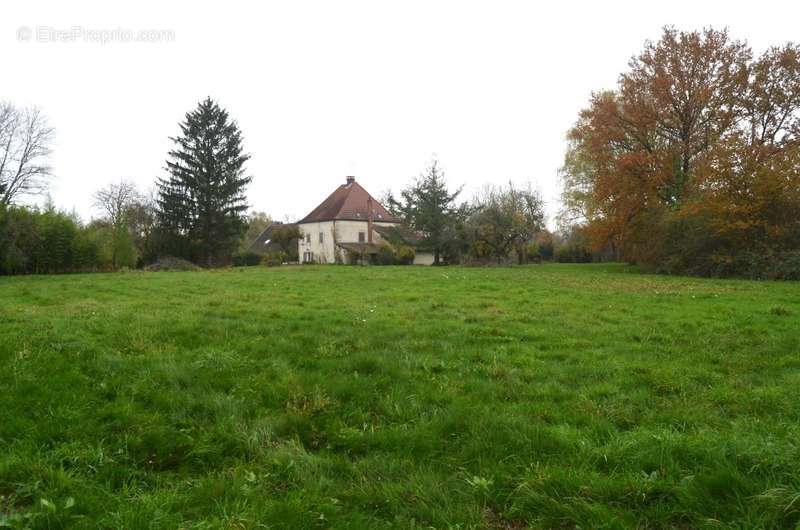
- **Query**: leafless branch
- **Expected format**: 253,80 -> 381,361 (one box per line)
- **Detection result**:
0,103 -> 55,205
93,179 -> 143,227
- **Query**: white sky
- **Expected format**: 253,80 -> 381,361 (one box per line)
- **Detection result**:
3,0 -> 799,226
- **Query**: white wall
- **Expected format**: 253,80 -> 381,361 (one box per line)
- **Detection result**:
298,220 -> 398,263
413,252 -> 435,265
298,220 -> 335,263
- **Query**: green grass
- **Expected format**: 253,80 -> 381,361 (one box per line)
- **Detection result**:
1,263 -> 799,529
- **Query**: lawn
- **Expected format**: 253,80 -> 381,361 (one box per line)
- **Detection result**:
1,264 -> 799,529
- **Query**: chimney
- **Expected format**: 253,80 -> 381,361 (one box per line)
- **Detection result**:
346,175 -> 355,185
367,196 -> 374,244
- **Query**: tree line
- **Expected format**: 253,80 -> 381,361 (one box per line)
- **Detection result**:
0,98 -> 258,274
8,26 -> 797,277
384,159 -> 585,266
560,27 -> 800,279
0,95 -> 562,274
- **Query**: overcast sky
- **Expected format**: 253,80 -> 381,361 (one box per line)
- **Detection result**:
4,0 -> 800,225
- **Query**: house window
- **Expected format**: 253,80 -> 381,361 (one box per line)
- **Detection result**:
358,231 -> 365,243
319,232 -> 324,243
306,233 -> 311,243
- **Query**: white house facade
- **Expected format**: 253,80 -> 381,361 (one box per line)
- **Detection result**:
297,176 -> 434,265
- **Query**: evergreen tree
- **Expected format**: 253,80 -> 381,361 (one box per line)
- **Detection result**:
157,98 -> 251,266
388,159 -> 463,265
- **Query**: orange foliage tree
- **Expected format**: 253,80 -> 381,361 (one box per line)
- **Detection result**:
562,28 -> 800,277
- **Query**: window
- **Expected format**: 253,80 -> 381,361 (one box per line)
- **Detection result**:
319,232 -> 324,243
306,233 -> 311,243
358,231 -> 365,243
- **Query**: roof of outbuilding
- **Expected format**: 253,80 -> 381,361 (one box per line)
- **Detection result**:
336,242 -> 382,255
372,225 -> 422,245
247,223 -> 299,254
298,177 -> 398,224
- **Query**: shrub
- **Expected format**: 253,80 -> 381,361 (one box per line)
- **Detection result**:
556,245 -> 593,263
375,242 -> 396,265
536,236 -> 555,260
396,245 -> 416,265
0,205 -> 110,275
144,256 -> 202,272
525,242 -> 540,261
773,251 -> 800,280
262,251 -> 285,267
232,251 -> 262,267
375,242 -> 415,265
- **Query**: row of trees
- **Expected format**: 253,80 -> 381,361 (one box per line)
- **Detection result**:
386,159 -> 554,265
560,27 -> 800,278
1,97 -> 259,274
0,92 -> 597,275
0,201 -> 139,274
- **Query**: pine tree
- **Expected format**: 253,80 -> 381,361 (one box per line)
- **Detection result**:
157,98 -> 252,266
388,159 -> 464,265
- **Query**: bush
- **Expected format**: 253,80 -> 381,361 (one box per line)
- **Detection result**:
232,251 -> 262,267
556,245 -> 594,263
375,242 -> 396,265
144,256 -> 202,272
396,245 -> 416,265
537,238 -> 555,261
0,205 -> 110,275
525,242 -> 540,261
773,251 -> 800,280
631,206 -> 800,279
262,251 -> 285,267
375,242 -> 415,265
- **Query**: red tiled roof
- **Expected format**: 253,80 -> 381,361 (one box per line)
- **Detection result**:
299,178 -> 399,224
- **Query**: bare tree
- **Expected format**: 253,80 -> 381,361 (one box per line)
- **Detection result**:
126,188 -> 158,262
0,102 -> 56,205
93,179 -> 142,228
468,182 -> 545,264
93,179 -> 144,268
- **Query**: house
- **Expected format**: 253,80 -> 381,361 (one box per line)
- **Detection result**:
297,176 -> 434,265
247,222 -> 300,261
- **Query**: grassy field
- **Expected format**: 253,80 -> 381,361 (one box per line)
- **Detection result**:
1,264 -> 799,529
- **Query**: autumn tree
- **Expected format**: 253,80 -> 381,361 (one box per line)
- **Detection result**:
561,27 -> 800,277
